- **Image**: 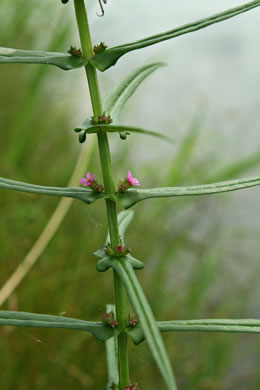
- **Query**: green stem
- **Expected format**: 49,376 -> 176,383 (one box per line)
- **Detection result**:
74,0 -> 102,117
73,1 -> 129,388
114,271 -> 129,387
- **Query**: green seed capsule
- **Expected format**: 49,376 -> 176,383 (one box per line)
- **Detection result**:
74,128 -> 82,133
61,0 -> 69,4
79,133 -> 86,143
120,132 -> 127,140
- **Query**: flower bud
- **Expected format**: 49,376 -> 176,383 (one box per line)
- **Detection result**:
120,132 -> 127,140
93,42 -> 107,54
67,46 -> 82,58
99,310 -> 118,328
127,313 -> 138,328
79,132 -> 86,143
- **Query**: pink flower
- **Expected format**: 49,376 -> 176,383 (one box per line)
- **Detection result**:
80,172 -> 96,187
127,171 -> 140,187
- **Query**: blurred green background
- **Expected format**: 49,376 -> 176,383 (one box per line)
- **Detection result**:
1,1 -> 260,389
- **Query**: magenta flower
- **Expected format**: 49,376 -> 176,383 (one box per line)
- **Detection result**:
127,171 -> 140,187
80,172 -> 96,187
80,172 -> 104,193
118,171 -> 141,192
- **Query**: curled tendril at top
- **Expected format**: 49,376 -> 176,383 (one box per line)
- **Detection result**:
97,0 -> 107,17
61,0 -> 107,15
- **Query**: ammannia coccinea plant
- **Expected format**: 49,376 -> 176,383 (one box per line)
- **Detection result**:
1,1 -> 260,389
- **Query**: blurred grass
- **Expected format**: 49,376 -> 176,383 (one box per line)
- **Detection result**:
1,1 -> 260,390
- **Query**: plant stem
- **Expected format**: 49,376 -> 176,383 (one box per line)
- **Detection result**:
114,270 -> 129,386
73,1 -> 129,388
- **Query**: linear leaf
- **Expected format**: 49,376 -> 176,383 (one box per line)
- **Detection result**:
75,63 -> 171,143
104,63 -> 165,121
111,258 -> 177,390
128,319 -> 260,344
0,177 -> 105,204
91,0 -> 260,71
0,47 -> 88,70
104,210 -> 134,245
115,176 -> 260,209
76,123 -> 173,144
0,310 -> 114,342
118,210 -> 135,244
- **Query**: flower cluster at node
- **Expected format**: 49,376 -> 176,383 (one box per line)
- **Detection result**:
93,41 -> 107,54
99,310 -> 118,329
118,171 -> 140,192
106,240 -> 130,258
124,384 -> 139,390
90,112 -> 112,125
127,312 -> 138,328
67,45 -> 82,57
80,172 -> 104,193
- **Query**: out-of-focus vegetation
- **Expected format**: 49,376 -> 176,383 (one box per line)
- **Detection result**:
1,1 -> 260,389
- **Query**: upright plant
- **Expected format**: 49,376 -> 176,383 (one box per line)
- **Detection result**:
1,1 -> 260,389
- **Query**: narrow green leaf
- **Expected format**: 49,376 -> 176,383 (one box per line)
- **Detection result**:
76,124 -> 173,144
0,177 -> 105,204
158,319 -> 260,333
117,210 -> 135,244
111,258 -> 177,390
105,305 -> 119,389
115,176 -> 260,209
75,63 -> 172,143
0,310 -> 114,342
128,319 -> 260,344
0,47 -> 88,70
91,1 -> 260,71
104,209 -> 134,245
104,63 -> 165,121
